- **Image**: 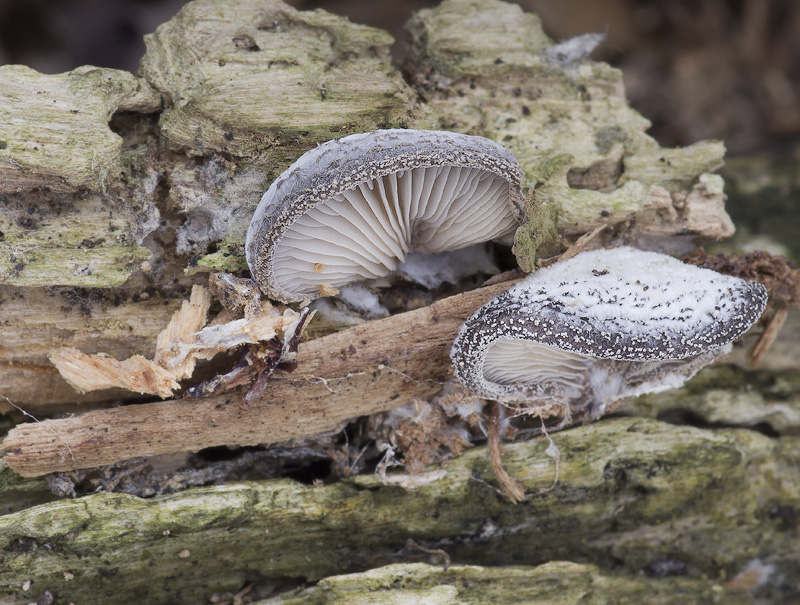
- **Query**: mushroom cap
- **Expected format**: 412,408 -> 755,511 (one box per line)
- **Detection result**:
246,129 -> 525,303
451,246 -> 768,405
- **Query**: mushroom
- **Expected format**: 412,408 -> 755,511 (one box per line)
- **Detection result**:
246,129 -> 525,303
451,247 -> 768,421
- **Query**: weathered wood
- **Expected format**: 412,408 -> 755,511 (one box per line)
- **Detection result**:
0,418 -> 794,604
405,0 -> 734,266
0,286 -> 188,409
0,65 -> 160,194
1,280 -> 517,476
269,562 -> 750,605
0,0 -> 740,416
0,65 -> 159,287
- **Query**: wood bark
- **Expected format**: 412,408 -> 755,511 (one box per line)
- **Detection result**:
2,280 -> 516,476
0,418 -> 795,604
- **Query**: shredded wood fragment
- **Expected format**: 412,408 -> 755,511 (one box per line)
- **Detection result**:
385,398 -> 474,473
50,281 -> 304,398
318,283 -> 340,297
208,272 -> 263,317
50,350 -> 181,398
153,285 -> 213,379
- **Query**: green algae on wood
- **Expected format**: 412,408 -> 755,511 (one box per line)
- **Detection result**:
0,191 -> 151,287
0,418 -> 795,603
267,562 -> 748,605
0,65 -> 160,194
139,0 -> 416,158
406,0 -> 734,267
0,66 -> 159,286
0,460 -> 53,517
621,364 -> 800,435
137,0 -> 424,272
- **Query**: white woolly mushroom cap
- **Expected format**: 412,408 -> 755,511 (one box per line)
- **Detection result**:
246,129 -> 525,303
451,247 -> 768,418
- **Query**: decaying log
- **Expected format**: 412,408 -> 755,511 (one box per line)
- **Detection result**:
0,418 -> 795,604
2,279 -> 517,477
2,0 -> 800,601
0,0 -> 742,414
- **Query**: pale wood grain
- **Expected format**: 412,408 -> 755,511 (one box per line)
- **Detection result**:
2,280 -> 518,476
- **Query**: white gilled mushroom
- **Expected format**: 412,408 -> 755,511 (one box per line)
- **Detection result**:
245,129 -> 525,303
451,247 -> 768,420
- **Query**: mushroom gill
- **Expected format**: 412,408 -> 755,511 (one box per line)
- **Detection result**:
451,247 -> 768,420
246,129 -> 524,303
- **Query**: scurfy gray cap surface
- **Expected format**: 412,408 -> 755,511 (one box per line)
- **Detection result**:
246,129 -> 525,303
451,247 -> 768,415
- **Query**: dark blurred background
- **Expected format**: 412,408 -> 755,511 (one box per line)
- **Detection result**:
2,0 -> 799,155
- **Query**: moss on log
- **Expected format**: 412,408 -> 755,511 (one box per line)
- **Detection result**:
0,418 -> 795,603
267,562 -> 749,605
405,0 -> 733,266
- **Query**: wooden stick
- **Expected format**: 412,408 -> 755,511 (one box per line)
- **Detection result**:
2,280 -> 518,477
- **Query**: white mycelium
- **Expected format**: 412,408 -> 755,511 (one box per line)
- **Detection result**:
246,129 -> 524,303
451,247 -> 768,419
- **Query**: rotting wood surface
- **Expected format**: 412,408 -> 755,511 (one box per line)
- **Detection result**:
2,279 -> 518,477
1,0 -> 800,603
0,0 -> 738,412
0,418 -> 795,604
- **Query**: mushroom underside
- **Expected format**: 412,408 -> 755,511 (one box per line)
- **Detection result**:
483,338 -> 728,415
273,165 -> 516,298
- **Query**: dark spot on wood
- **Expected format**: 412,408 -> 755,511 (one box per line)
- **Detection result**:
232,34 -> 260,51
521,105 -> 531,116
643,558 -> 687,578
81,238 -> 105,249
769,505 -> 797,529
276,360 -> 298,373
16,216 -> 38,230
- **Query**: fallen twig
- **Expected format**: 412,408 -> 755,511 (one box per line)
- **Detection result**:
2,278 -> 519,477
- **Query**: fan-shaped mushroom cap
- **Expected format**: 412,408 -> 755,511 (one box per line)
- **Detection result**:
246,129 -> 525,303
451,247 -> 768,418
